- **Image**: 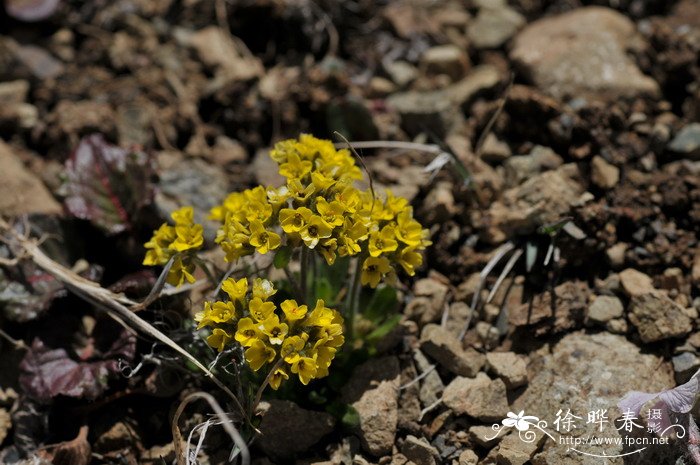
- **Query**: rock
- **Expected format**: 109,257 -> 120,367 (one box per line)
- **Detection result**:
94,421 -> 139,453
509,281 -> 589,336
458,449 -> 479,465
659,267 -> 684,290
342,357 -> 400,456
0,141 -> 61,216
405,297 -> 440,326
387,65 -> 500,137
140,443 -> 176,464
503,145 -> 563,187
481,133 -> 511,163
606,318 -> 628,334
0,408 -> 10,445
368,76 -> 396,97
485,352 -> 528,389
606,243 -> 627,268
619,268 -> 655,297
0,80 -> 29,104
513,332 -> 674,463
483,164 -> 584,243
353,378 -> 399,456
420,324 -> 485,377
419,181 -> 457,223
628,292 -> 692,343
469,425 -> 502,448
444,301 -> 474,336
384,60 -> 418,88
9,40 -> 65,79
693,251 -> 700,286
186,26 -> 262,81
414,278 -> 449,311
400,435 -> 439,465
668,123 -> 700,159
672,352 -> 700,384
252,148 -> 285,187
421,45 -> 470,81
51,100 -> 115,137
586,295 -> 624,325
257,400 -> 335,459
467,4 -> 525,49
443,373 -> 508,421
590,155 -> 620,189
413,350 -> 444,407
496,432 -> 543,465
156,155 -> 228,239
475,321 -> 500,350
510,6 -> 659,100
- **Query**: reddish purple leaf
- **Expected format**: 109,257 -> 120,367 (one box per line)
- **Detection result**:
62,134 -> 155,235
4,0 -> 60,21
19,332 -> 136,402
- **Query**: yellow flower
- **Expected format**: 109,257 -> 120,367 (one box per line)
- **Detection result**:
315,198 -> 345,227
368,225 -> 399,257
196,301 -> 236,329
221,277 -> 248,302
207,328 -> 233,352
397,247 -> 423,276
245,340 -> 276,371
249,220 -> 281,255
269,368 -> 289,390
261,315 -> 289,345
318,238 -> 338,265
306,299 -> 335,327
287,178 -> 315,203
166,256 -> 196,286
290,356 -> 317,385
143,224 -> 176,265
279,207 -> 312,234
310,171 -> 336,190
266,185 -> 289,208
395,209 -> 425,247
361,256 -> 392,288
252,278 -> 277,300
334,186 -> 361,213
281,335 -> 306,362
249,297 -> 275,322
171,206 -> 195,226
280,299 -> 308,322
300,215 -> 333,249
312,346 -> 337,378
385,190 -> 408,215
244,201 -> 273,224
170,223 -> 204,252
235,317 -> 263,347
279,152 -> 312,179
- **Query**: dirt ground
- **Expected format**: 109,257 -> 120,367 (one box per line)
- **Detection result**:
1,0 -> 700,464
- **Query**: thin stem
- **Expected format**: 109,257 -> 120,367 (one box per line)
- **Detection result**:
300,247 -> 309,304
0,328 -> 26,350
283,266 -> 304,302
251,358 -> 285,415
346,257 -> 363,342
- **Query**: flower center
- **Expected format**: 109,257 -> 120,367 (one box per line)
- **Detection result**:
308,226 -> 318,237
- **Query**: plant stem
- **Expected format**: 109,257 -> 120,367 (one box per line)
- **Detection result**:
346,257 -> 363,342
300,247 -> 308,304
283,266 -> 304,302
251,358 -> 284,415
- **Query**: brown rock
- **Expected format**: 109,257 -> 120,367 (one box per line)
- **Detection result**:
509,281 -> 588,336
510,6 -> 659,100
420,324 -> 485,377
400,435 -> 439,465
486,352 -> 528,389
590,155 -> 620,189
586,295 -> 624,325
421,45 -> 470,81
443,373 -> 509,421
629,293 -> 692,343
619,268 -> 655,297
496,432 -> 543,465
0,141 -> 61,216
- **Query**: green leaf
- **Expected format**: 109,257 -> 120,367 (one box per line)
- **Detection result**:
341,405 -> 361,428
363,286 -> 398,324
313,277 -> 335,305
273,245 -> 293,269
366,313 -> 402,343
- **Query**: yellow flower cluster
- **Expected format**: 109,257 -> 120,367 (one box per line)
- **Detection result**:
143,207 -> 204,286
210,134 -> 431,288
195,277 -> 344,387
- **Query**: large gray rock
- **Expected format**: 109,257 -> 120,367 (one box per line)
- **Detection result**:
467,4 -> 525,49
510,7 -> 659,100
510,332 -> 674,464
668,123 -> 700,159
257,400 -> 335,459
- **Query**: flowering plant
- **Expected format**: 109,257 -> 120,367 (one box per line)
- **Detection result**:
143,134 -> 430,392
